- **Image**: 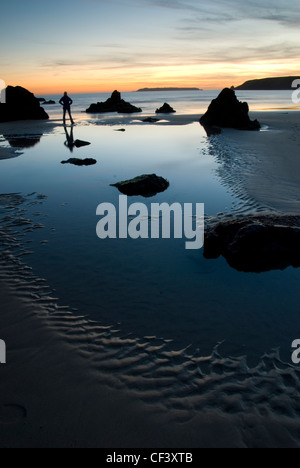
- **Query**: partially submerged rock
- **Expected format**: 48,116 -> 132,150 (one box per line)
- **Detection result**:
3,134 -> 43,149
156,103 -> 176,114
61,158 -> 97,166
73,139 -> 91,148
142,117 -> 161,123
111,174 -> 170,197
202,125 -> 222,137
204,215 -> 300,272
86,91 -> 142,114
43,100 -> 56,105
0,86 -> 49,122
200,88 -> 261,132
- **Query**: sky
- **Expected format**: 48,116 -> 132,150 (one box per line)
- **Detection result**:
0,0 -> 299,94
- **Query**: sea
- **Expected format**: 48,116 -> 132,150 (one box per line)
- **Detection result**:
0,89 -> 300,439
41,89 -> 298,121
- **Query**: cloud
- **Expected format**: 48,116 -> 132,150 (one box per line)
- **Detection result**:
145,0 -> 300,27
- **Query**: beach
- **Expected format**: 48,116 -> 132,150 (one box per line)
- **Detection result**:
0,106 -> 300,448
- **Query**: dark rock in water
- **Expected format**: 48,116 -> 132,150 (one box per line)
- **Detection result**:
202,125 -> 222,136
3,133 -> 43,149
86,90 -> 142,114
156,103 -> 176,114
200,88 -> 261,131
142,117 -> 161,123
114,129 -> 126,132
37,98 -> 46,102
204,215 -> 300,272
43,100 -> 56,105
0,86 -> 49,122
111,174 -> 170,197
61,158 -> 97,166
73,139 -> 91,148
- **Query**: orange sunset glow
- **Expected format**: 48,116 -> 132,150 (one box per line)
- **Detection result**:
1,0 -> 299,95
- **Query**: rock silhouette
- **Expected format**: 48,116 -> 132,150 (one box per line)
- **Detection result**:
142,117 -> 161,123
0,86 -> 49,122
73,139 -> 91,148
61,158 -> 97,166
235,76 -> 300,91
3,134 -> 43,149
86,91 -> 142,114
156,103 -> 176,114
204,215 -> 300,272
111,174 -> 170,197
200,88 -> 260,131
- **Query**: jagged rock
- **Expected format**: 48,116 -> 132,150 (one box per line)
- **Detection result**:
0,86 -> 49,122
86,90 -> 142,114
156,103 -> 176,114
111,174 -> 170,197
200,88 -> 260,131
204,215 -> 300,272
61,158 -> 97,166
43,100 -> 56,105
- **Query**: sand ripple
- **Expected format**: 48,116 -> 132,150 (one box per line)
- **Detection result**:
1,193 -> 300,433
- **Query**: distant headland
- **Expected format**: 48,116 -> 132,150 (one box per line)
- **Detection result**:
137,87 -> 202,92
235,76 -> 300,91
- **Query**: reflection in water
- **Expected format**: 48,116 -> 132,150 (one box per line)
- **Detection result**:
64,125 -> 75,152
63,125 -> 91,152
3,133 -> 43,149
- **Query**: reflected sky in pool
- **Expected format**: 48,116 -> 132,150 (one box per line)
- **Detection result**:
0,122 -> 299,365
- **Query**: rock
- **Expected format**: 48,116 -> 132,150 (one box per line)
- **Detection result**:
0,86 -> 49,122
61,158 -> 97,166
142,117 -> 161,123
43,100 -> 56,105
86,90 -> 142,114
3,133 -> 43,149
200,88 -> 261,131
37,98 -> 46,102
202,125 -> 222,136
204,215 -> 300,272
111,174 -> 170,197
114,129 -> 126,132
156,103 -> 176,114
73,139 -> 91,148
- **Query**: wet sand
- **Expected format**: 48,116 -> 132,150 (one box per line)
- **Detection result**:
0,111 -> 300,447
215,111 -> 300,213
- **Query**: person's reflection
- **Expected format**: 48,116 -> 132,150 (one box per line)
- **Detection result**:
64,125 -> 75,152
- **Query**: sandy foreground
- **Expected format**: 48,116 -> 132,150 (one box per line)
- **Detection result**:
0,111 -> 300,448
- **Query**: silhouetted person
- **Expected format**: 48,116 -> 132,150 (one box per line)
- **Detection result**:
59,92 -> 74,125
64,125 -> 75,152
